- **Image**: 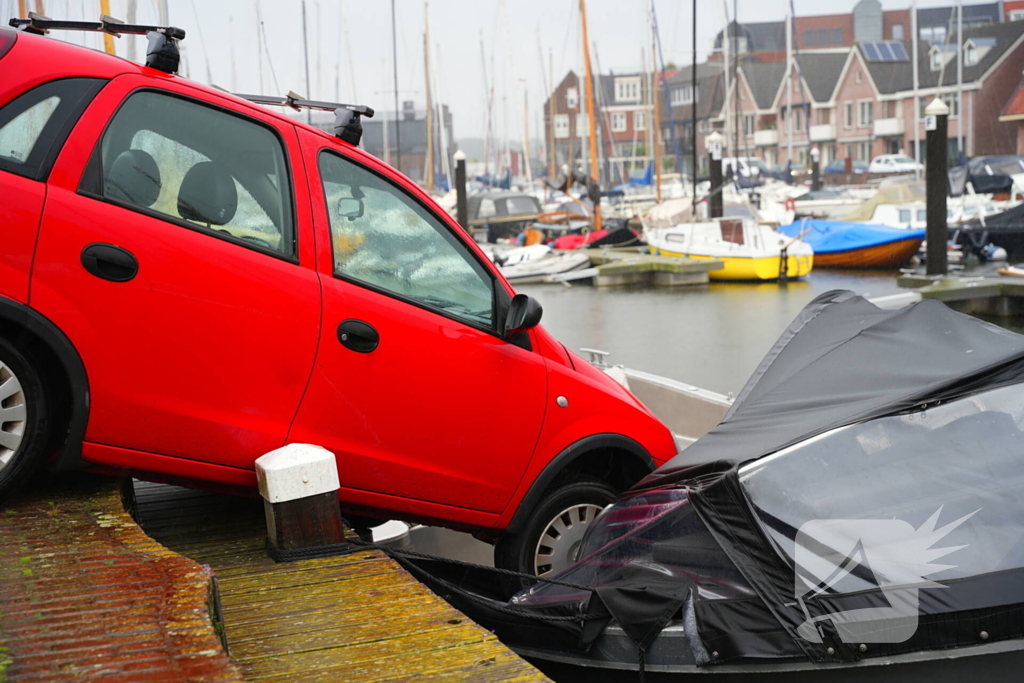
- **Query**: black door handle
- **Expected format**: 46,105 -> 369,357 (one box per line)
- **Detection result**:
337,319 -> 379,353
81,243 -> 138,282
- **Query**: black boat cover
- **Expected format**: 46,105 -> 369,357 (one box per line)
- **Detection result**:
949,155 -> 1024,197
634,289 -> 1024,491
415,292 -> 1024,669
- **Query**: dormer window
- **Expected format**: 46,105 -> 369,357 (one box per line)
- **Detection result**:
614,77 -> 641,103
930,46 -> 942,71
965,40 -> 978,66
566,87 -> 578,109
855,70 -> 862,84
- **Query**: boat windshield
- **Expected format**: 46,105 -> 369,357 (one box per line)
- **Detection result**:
740,382 -> 1024,592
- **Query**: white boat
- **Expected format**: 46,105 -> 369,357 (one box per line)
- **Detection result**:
497,247 -> 591,284
643,215 -> 813,281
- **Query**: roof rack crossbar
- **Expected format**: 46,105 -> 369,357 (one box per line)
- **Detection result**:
235,92 -> 374,118
8,12 -> 185,40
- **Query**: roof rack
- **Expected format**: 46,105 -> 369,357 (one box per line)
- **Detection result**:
234,91 -> 374,118
8,12 -> 185,74
235,91 -> 374,146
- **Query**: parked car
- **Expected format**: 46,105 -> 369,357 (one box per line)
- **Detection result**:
823,159 -> 869,174
722,156 -> 770,179
868,154 -> 923,174
768,162 -> 810,183
0,25 -> 677,576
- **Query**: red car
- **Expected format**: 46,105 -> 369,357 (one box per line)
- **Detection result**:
0,23 -> 676,576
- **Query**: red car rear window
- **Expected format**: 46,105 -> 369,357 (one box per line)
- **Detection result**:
0,29 -> 15,60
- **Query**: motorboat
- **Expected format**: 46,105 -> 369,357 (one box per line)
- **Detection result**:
779,219 -> 924,269
643,215 -> 813,281
494,245 -> 591,284
405,291 -> 1024,679
791,187 -> 875,220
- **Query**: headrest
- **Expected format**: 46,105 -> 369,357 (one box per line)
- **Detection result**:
177,161 -> 237,226
105,149 -> 161,208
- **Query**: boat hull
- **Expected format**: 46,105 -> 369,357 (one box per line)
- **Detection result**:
813,237 -> 924,269
655,249 -> 813,281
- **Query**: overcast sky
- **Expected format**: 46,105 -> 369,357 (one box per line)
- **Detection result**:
5,0 -> 991,140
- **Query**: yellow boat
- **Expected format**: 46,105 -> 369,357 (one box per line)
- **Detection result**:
644,217 -> 814,281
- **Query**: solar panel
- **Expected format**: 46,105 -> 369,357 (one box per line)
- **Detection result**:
862,41 -> 910,62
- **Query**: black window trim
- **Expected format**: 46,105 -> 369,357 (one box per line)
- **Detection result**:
315,147 -> 516,341
0,77 -> 107,182
76,86 -> 300,265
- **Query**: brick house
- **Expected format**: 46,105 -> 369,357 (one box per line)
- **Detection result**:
999,75 -> 1024,152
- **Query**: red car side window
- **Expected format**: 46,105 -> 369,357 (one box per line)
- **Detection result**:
81,89 -> 297,258
0,78 -> 105,181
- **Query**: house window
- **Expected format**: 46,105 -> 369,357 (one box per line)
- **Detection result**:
817,29 -> 828,45
856,70 -> 863,84
611,112 -> 627,132
860,141 -> 871,160
576,113 -> 589,138
794,107 -> 804,132
930,47 -> 942,71
892,24 -> 904,40
614,77 -> 641,103
965,42 -> 978,65
804,29 -> 815,46
920,26 -> 947,42
635,110 -> 646,131
698,119 -> 708,133
566,87 -> 578,109
553,114 -> 569,139
844,102 -> 854,129
846,143 -> 855,159
670,85 -> 699,106
858,100 -> 873,127
832,28 -> 843,44
743,114 -> 755,136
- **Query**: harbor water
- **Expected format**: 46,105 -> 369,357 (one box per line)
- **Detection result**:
518,269 -> 904,395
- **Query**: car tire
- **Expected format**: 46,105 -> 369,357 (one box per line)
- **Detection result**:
494,478 -> 616,588
0,337 -> 49,504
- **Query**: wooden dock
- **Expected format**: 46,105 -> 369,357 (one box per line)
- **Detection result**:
0,475 -> 549,682
536,248 -> 722,287
0,474 -> 241,682
898,272 -> 1024,318
131,481 -> 549,683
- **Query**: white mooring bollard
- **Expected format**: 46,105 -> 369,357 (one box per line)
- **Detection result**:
255,443 -> 347,562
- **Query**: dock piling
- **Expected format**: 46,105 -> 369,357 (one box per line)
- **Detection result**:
454,149 -> 468,231
255,443 -> 348,561
925,97 -> 950,276
707,131 -> 723,219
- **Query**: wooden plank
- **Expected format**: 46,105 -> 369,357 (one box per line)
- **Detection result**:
135,482 -> 549,682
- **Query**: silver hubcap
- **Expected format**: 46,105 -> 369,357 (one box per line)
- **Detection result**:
0,359 -> 26,472
533,503 -> 604,577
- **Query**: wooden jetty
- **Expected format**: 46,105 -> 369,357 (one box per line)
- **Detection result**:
543,248 -> 723,287
897,272 -> 1024,318
0,475 -> 549,682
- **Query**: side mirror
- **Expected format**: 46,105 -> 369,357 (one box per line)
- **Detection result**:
504,294 -> 543,336
337,197 -> 363,221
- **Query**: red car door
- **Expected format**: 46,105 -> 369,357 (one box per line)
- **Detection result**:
31,76 -> 321,478
289,132 -> 546,522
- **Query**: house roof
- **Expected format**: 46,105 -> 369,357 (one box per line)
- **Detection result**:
796,51 -> 850,102
740,61 -> 788,109
1000,76 -> 1024,121
861,20 -> 1024,95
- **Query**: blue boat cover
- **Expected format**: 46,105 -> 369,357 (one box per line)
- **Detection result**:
778,219 -> 924,255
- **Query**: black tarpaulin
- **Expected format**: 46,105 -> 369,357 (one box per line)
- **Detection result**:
635,290 -> 1024,491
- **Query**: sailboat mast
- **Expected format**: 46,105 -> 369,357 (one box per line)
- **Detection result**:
523,89 -> 533,186
98,0 -> 115,54
786,7 -> 793,165
722,0 -> 731,161
957,0 -> 963,158
424,2 -> 434,192
579,0 -> 602,231
391,0 -> 402,173
302,0 -> 312,124
913,0 -> 920,175
548,49 -> 556,180
652,12 -> 663,203
692,0 -> 697,196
